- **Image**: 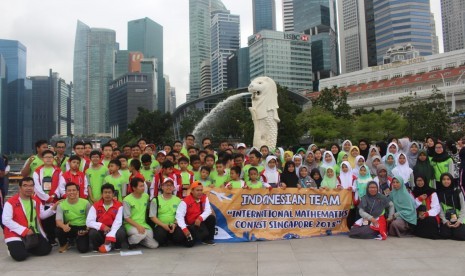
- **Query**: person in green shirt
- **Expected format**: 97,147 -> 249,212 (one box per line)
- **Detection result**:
56,182 -> 91,253
149,178 -> 181,246
141,154 -> 156,187
54,140 -> 69,173
430,142 -> 455,185
104,160 -> 127,202
226,166 -> 246,189
242,149 -> 264,182
101,143 -> 113,168
21,140 -> 49,177
86,150 -> 108,203
210,160 -> 230,188
123,177 -> 159,249
118,155 -> 131,184
190,155 -> 202,181
178,156 -> 193,197
246,167 -> 270,189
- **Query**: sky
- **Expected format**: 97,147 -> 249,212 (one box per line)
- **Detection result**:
0,0 -> 443,107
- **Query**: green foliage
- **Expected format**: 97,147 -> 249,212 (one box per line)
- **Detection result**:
398,89 -> 451,139
353,110 -> 407,142
179,109 -> 206,139
296,107 -> 348,144
276,84 -> 303,146
127,108 -> 174,145
312,86 -> 351,118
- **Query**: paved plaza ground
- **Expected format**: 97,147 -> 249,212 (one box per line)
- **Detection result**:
1,234 -> 464,276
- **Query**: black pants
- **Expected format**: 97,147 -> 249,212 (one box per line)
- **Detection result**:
56,225 -> 89,253
41,209 -> 56,243
88,227 -> 127,251
440,223 -> 465,241
6,235 -> 52,262
413,217 -> 441,240
172,215 -> 216,247
153,226 -> 177,246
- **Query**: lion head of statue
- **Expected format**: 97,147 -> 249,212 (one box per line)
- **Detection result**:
248,76 -> 279,110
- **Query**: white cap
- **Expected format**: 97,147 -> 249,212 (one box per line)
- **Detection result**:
236,143 -> 246,149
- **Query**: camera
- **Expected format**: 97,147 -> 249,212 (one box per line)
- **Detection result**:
446,209 -> 457,223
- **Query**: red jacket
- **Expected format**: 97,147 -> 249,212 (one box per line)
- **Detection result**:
34,165 -> 62,203
152,171 -> 182,199
93,199 -> 122,228
62,170 -> 87,199
183,194 -> 207,225
127,172 -> 145,194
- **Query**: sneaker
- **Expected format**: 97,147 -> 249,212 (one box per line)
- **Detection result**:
98,244 -> 112,253
325,230 -> 332,236
202,240 -> 216,246
49,241 -> 58,247
59,243 -> 70,253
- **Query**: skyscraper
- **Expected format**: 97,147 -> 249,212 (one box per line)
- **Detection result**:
293,0 -> 339,91
128,17 -> 165,112
431,13 -> 440,55
441,0 -> 465,52
0,55 -> 6,153
189,0 -> 228,100
73,20 -> 116,135
282,0 -> 294,32
338,0 -> 369,74
252,0 -> 276,34
373,0 -> 434,65
210,11 -> 240,94
169,87 -> 176,113
0,39 -> 26,83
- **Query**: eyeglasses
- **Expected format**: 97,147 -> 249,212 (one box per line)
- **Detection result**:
56,146 -> 65,149
21,185 -> 34,188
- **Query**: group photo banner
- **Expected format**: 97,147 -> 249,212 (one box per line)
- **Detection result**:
203,188 -> 353,242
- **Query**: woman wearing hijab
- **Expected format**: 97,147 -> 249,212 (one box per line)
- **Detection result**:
335,151 -> 348,176
366,146 -> 381,173
384,142 -> 400,161
298,165 -> 317,189
367,155 -> 382,178
392,153 -> 414,188
374,164 -> 392,196
430,142 -> 454,185
295,147 -> 306,158
425,136 -> 436,157
320,167 -> 338,190
292,154 -> 303,176
388,176 -> 417,237
306,144 -> 318,153
358,139 -> 370,160
284,150 -> 294,163
384,153 -> 396,177
280,161 -> 299,188
413,149 -> 435,188
310,168 -> 322,188
260,156 -> 281,188
319,151 -> 336,177
437,173 -> 465,240
376,141 -> 387,158
330,143 -> 341,162
355,165 -> 373,200
397,138 -> 410,155
275,147 -> 285,170
411,175 -> 441,240
338,161 -> 357,226
341,140 -> 352,153
352,155 -> 366,176
406,142 -> 420,169
303,151 -> 318,171
347,146 -> 360,169
349,181 -> 394,240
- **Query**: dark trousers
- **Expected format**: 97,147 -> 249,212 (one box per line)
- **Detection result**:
6,235 -> 52,262
440,223 -> 465,241
153,226 -> 176,246
172,215 -> 216,247
88,227 -> 127,251
56,225 -> 89,253
41,210 -> 56,243
413,217 -> 441,240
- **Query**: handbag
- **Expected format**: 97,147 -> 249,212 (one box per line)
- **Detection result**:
22,199 -> 40,249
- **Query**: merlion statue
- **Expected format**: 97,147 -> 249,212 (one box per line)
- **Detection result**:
248,76 -> 280,149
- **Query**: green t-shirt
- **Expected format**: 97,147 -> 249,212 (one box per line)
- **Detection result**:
199,178 -> 212,186
193,170 -> 201,181
151,195 -> 181,225
242,164 -> 265,182
102,159 -> 111,168
58,156 -> 69,173
104,174 -> 127,202
86,165 -> 108,201
124,193 -> 150,231
247,180 -> 264,189
120,169 -> 131,184
21,198 -> 37,233
228,180 -> 244,189
59,198 -> 89,226
210,171 -> 230,187
140,167 -> 155,183
27,155 -> 44,177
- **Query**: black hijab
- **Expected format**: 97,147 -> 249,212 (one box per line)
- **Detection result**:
412,175 -> 435,198
431,142 -> 451,163
309,168 -> 322,188
280,161 -> 299,188
376,141 -> 387,157
426,136 -> 437,157
330,143 -> 341,161
436,173 -> 461,209
413,149 -> 434,185
358,139 -> 370,160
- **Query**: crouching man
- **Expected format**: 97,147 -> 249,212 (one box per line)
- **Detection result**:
174,181 -> 216,247
2,177 -> 59,261
86,184 -> 127,253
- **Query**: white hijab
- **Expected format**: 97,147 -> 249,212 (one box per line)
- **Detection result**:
321,151 -> 336,168
352,155 -> 365,175
292,154 -> 303,176
391,153 -> 413,184
264,155 -> 279,184
342,140 -> 353,152
339,161 -> 355,189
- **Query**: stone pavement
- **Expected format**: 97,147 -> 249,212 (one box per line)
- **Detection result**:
1,235 -> 464,276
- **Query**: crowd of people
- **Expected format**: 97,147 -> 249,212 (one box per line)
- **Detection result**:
1,134 -> 465,261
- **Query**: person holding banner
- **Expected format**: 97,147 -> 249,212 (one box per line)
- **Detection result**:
174,181 -> 216,247
349,181 -> 394,240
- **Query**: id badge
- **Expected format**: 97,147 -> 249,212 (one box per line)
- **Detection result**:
42,176 -> 52,192
362,219 -> 369,226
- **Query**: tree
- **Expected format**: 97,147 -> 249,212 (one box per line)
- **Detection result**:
276,84 -> 304,146
127,108 -> 174,145
179,109 -> 206,139
353,110 -> 407,142
398,89 -> 450,139
296,107 -> 348,144
312,86 -> 351,118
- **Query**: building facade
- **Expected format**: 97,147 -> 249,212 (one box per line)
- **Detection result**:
248,30 -> 312,93
109,73 -> 155,138
373,0 -> 435,65
318,49 -> 465,111
200,60 -> 211,97
210,11 -> 240,94
293,0 -> 339,91
227,47 -> 250,89
282,0 -> 294,32
73,20 -> 116,135
252,0 -> 276,34
170,87 -> 177,113
128,17 -> 165,112
441,0 -> 465,52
